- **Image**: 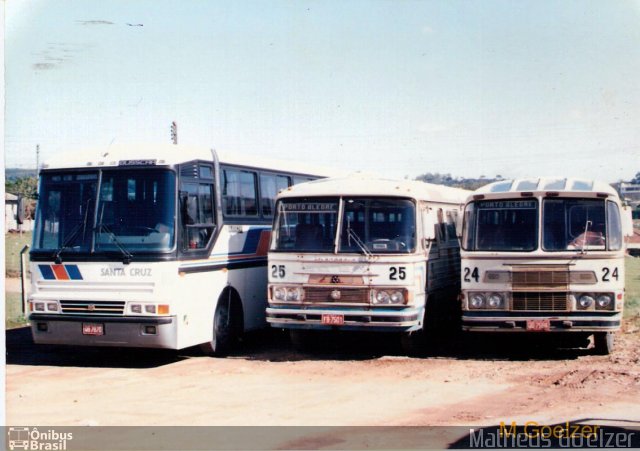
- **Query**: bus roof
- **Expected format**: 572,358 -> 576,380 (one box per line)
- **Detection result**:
277,173 -> 470,204
40,143 -> 332,177
472,178 -> 619,198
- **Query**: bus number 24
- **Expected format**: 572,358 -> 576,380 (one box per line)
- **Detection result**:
463,267 -> 480,283
602,267 -> 619,282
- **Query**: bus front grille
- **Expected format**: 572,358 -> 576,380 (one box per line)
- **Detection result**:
304,287 -> 370,304
60,300 -> 126,315
512,292 -> 568,311
512,269 -> 569,290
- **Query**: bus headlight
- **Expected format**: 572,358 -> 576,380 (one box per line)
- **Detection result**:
578,294 -> 595,309
271,286 -> 304,302
273,287 -> 287,301
487,293 -> 504,309
374,290 -> 391,304
371,289 -> 407,305
469,294 -> 485,309
286,288 -> 303,302
596,294 -> 613,310
34,302 -> 46,312
390,291 -> 405,304
46,302 -> 59,312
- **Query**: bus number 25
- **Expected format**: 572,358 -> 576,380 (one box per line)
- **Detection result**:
271,265 -> 286,278
464,267 -> 479,283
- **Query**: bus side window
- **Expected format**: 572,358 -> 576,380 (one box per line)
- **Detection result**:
260,173 -> 290,217
181,181 -> 215,250
223,169 -> 258,217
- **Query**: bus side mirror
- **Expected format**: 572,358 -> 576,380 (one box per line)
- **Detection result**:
422,211 -> 436,241
16,197 -> 24,225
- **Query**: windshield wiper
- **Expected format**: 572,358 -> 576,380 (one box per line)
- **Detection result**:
95,223 -> 133,264
580,219 -> 592,254
346,217 -> 371,257
54,198 -> 93,264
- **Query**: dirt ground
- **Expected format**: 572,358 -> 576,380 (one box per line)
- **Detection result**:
5,276 -> 640,448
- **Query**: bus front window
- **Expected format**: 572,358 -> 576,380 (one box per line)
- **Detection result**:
339,198 -> 416,254
33,172 -> 99,253
543,199 -> 608,251
465,199 -> 537,251
95,169 -> 176,252
272,198 -> 338,252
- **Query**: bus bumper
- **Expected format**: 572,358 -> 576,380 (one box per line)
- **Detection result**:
29,314 -> 178,349
266,305 -> 423,332
461,311 -> 622,332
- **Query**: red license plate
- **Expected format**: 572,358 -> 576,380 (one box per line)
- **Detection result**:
526,319 -> 550,332
82,323 -> 104,336
321,314 -> 344,326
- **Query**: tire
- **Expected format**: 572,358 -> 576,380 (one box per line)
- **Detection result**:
400,329 -> 427,356
289,329 -> 316,352
593,332 -> 614,355
200,290 -> 242,357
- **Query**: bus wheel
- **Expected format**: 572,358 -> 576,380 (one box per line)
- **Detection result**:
400,330 -> 426,356
201,290 -> 243,357
593,332 -> 614,355
289,329 -> 315,352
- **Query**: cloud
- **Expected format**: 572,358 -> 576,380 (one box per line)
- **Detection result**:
32,42 -> 89,71
418,121 -> 456,134
76,20 -> 114,26
421,25 -> 435,35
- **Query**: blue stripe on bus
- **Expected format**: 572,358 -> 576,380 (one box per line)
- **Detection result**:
224,227 -> 269,256
39,265 -> 56,280
65,265 -> 83,280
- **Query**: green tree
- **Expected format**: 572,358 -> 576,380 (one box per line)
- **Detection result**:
5,176 -> 38,199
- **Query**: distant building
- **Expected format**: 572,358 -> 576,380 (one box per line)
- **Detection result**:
5,193 -> 34,232
617,182 -> 640,204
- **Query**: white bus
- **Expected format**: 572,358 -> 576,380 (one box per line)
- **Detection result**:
265,175 -> 470,353
460,178 -> 634,354
28,144 -> 327,355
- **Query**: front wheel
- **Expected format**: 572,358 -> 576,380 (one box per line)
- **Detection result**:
200,292 -> 242,356
593,332 -> 614,355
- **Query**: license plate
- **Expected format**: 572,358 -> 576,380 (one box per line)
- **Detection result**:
526,319 -> 550,332
82,323 -> 104,336
321,314 -> 344,326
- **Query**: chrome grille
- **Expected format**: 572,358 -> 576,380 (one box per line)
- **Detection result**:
60,300 -> 126,315
304,287 -> 370,304
512,270 -> 569,290
512,292 -> 568,311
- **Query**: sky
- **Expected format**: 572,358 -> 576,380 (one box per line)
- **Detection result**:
4,0 -> 640,182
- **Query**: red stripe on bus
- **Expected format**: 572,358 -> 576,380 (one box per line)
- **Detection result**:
51,265 -> 70,280
256,230 -> 271,257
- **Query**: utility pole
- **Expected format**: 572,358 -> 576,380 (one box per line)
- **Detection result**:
170,121 -> 178,145
36,144 -> 40,171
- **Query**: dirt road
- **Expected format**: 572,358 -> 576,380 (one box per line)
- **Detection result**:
6,323 -> 640,433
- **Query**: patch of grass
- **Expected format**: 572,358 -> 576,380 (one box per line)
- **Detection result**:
5,291 -> 28,329
625,256 -> 640,326
5,232 -> 32,277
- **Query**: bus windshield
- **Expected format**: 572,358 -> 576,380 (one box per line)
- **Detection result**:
33,169 -> 176,255
272,197 -> 416,254
464,199 -> 538,251
272,198 -> 339,252
339,198 -> 416,254
543,198 -> 619,251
